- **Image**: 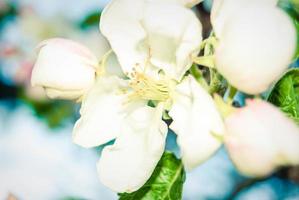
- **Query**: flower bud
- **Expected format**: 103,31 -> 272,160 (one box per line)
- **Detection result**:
31,38 -> 98,100
211,0 -> 278,37
215,5 -> 296,94
224,99 -> 299,177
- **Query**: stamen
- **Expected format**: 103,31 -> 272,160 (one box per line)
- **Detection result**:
128,71 -> 172,102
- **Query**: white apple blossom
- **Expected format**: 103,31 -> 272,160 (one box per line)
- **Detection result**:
73,72 -> 225,192
70,0 -> 226,192
31,38 -> 99,100
100,0 -> 202,81
214,5 -> 296,94
30,4 -> 212,192
224,99 -> 299,177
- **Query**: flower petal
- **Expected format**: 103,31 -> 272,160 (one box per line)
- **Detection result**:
100,0 -> 202,81
97,103 -> 167,193
100,0 -> 147,75
169,75 -> 225,170
142,2 -> 202,81
72,76 -> 128,148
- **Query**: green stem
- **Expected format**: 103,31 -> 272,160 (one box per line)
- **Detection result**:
227,86 -> 237,105
214,94 -> 237,118
192,55 -> 215,68
209,69 -> 223,94
190,65 -> 210,92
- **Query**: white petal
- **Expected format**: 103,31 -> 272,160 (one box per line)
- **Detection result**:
214,5 -> 296,94
97,103 -> 168,193
169,75 -> 225,170
225,99 -> 299,177
72,76 -> 128,148
100,0 -> 202,81
31,38 -> 98,99
100,0 -> 147,75
143,2 -> 202,80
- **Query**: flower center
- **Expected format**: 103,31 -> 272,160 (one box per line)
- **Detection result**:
128,71 -> 173,102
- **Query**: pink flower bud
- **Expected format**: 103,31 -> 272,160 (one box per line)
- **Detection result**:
224,99 -> 299,177
31,38 -> 98,100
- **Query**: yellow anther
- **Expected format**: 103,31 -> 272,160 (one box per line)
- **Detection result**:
128,71 -> 172,102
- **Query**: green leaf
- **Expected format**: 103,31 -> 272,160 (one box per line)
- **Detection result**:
268,68 -> 299,123
118,152 -> 185,200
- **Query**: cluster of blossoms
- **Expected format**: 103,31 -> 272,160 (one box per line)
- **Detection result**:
31,0 -> 299,193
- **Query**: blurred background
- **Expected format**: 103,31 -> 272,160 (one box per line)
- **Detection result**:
0,0 -> 298,199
